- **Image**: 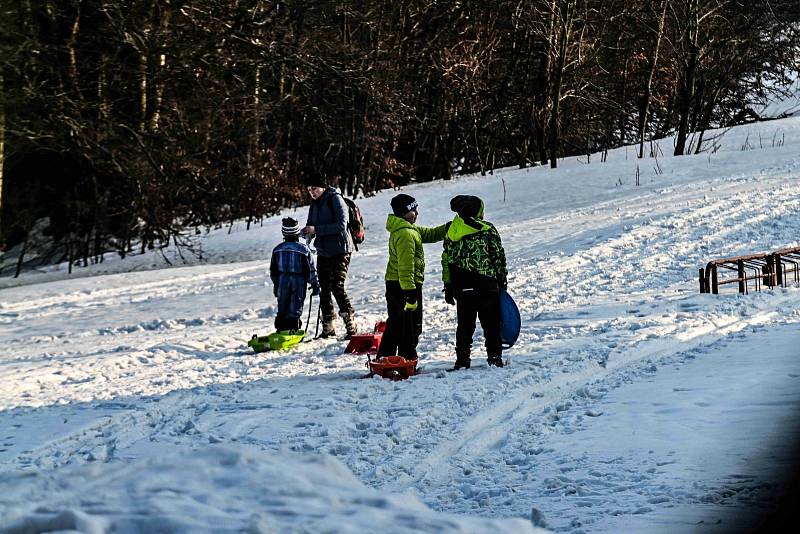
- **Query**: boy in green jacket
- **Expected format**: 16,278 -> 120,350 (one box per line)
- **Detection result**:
441,195 -> 508,369
377,194 -> 449,361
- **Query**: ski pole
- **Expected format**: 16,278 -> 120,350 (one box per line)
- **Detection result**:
314,298 -> 322,338
305,294 -> 314,330
302,293 -> 314,340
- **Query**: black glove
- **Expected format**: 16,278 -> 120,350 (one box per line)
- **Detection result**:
311,285 -> 320,296
444,284 -> 455,305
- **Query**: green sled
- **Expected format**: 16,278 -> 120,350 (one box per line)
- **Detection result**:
248,330 -> 305,352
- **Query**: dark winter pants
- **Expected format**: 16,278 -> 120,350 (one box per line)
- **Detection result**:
317,253 -> 354,325
456,287 -> 502,362
377,281 -> 423,360
275,273 -> 307,332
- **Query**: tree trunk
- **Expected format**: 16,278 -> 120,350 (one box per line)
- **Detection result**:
618,57 -> 629,145
97,53 -> 110,120
534,101 -> 548,165
548,0 -> 573,169
639,0 -> 667,159
152,2 -> 172,131
67,6 -> 82,96
139,42 -> 148,132
674,45 -> 697,156
674,1 -> 699,156
150,51 -> 167,131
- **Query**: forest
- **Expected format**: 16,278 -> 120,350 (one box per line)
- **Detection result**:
1,0 -> 798,274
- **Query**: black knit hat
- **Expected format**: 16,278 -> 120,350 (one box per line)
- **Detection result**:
303,170 -> 327,188
281,217 -> 301,238
450,195 -> 482,219
391,194 -> 418,217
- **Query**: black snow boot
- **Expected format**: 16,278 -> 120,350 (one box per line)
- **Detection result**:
487,353 -> 504,368
453,349 -> 471,370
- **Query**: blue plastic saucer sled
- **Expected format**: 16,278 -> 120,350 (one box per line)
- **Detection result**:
499,289 -> 521,349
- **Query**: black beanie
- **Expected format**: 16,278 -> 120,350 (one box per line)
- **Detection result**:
303,170 -> 327,188
281,217 -> 301,238
450,195 -> 482,219
391,194 -> 418,217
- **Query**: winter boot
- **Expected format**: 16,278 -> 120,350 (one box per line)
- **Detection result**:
319,316 -> 336,338
340,310 -> 357,340
487,352 -> 504,368
453,349 -> 471,370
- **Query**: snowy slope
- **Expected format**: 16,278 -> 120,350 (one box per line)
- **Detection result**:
1,117 -> 800,533
2,446 -> 540,533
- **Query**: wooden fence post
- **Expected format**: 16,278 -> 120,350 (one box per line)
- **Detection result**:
711,265 -> 719,294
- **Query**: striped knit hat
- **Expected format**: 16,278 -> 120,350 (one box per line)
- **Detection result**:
281,217 -> 301,237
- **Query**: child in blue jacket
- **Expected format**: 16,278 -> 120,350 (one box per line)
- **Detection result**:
270,217 -> 319,332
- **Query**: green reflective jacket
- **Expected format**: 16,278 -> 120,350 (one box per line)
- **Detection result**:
384,214 -> 448,290
441,215 -> 507,286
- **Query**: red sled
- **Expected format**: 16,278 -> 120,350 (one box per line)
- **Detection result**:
344,321 -> 387,355
345,321 -> 417,380
366,355 -> 418,381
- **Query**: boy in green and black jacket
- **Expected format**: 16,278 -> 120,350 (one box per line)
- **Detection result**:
377,194 -> 449,361
441,195 -> 508,369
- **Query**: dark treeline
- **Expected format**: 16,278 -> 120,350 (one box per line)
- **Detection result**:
1,0 -> 798,273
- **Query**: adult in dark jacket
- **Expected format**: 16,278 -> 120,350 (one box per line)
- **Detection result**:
302,173 -> 356,338
441,195 -> 508,369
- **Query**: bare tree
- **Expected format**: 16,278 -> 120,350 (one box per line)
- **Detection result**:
638,0 -> 668,158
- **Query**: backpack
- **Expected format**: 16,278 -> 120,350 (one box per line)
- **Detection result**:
327,193 -> 365,251
342,196 -> 365,250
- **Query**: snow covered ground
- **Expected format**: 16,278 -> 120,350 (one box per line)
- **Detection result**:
1,115 -> 800,533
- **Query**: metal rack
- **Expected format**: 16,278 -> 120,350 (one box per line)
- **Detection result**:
699,246 -> 800,294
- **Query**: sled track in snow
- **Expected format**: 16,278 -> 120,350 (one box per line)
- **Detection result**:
376,296 -> 797,497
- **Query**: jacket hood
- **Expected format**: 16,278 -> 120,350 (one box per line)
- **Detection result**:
446,214 -> 490,242
386,213 -> 416,233
450,195 -> 485,220
318,186 -> 339,199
